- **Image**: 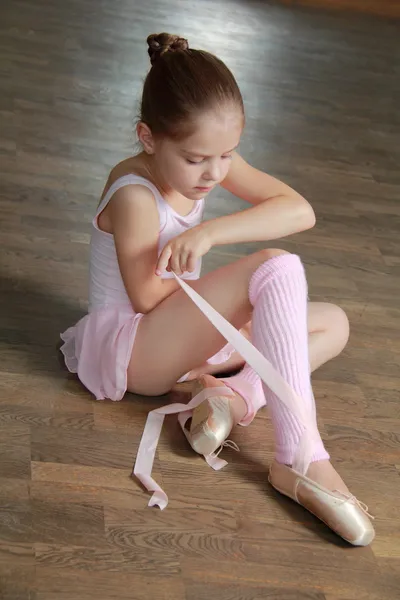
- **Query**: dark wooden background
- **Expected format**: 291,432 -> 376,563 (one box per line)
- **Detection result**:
0,0 -> 399,598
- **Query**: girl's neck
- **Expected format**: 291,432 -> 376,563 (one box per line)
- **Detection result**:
138,153 -> 174,199
130,153 -> 196,216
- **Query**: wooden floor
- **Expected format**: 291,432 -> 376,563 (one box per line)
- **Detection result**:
1,1 -> 400,598
278,0 -> 400,18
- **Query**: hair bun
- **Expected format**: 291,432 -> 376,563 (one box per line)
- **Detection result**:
147,33 -> 189,65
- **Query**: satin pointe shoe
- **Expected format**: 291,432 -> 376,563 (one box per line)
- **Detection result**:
186,375 -> 236,456
268,460 -> 375,546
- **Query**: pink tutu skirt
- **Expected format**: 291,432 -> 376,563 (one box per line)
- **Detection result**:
60,304 -> 236,401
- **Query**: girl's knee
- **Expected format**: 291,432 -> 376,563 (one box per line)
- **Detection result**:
332,304 -> 350,336
328,304 -> 350,353
249,248 -> 290,271
237,248 -> 291,282
258,248 -> 290,261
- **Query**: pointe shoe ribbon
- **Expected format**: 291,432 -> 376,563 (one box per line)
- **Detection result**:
133,275 -> 337,509
215,440 -> 241,456
133,385 -> 234,509
333,489 -> 375,520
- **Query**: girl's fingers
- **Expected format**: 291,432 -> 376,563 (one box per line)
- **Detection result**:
170,251 -> 182,275
156,246 -> 172,275
186,252 -> 197,273
179,251 -> 189,274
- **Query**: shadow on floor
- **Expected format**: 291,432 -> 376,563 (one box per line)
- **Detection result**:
0,270 -> 85,374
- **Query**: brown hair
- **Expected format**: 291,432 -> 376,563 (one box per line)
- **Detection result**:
140,33 -> 244,139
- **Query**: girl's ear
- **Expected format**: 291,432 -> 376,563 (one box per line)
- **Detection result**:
137,122 -> 155,154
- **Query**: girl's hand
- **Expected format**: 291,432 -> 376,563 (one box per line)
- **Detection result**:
156,225 -> 212,276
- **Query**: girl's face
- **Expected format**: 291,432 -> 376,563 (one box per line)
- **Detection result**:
141,107 -> 243,199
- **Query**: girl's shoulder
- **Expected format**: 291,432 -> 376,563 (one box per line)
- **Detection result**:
98,154 -> 159,210
96,156 -> 159,235
103,155 -> 149,193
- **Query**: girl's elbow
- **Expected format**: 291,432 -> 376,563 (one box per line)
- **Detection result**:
129,290 -> 157,314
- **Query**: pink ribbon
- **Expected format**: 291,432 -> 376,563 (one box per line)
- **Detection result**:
133,274 -> 320,509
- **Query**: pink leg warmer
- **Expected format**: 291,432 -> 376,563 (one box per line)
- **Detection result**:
220,364 -> 266,426
249,254 -> 329,466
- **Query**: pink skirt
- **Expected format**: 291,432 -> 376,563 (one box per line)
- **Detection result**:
60,304 -> 236,401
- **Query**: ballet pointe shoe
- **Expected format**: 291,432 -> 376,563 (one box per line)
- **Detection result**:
268,460 -> 375,546
187,375 -> 235,456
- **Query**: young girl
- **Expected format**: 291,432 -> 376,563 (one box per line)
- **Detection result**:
61,33 -> 374,545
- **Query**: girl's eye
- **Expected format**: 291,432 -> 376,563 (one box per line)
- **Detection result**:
186,154 -> 232,164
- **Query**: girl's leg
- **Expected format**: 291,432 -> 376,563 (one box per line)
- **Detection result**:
248,254 -> 329,464
246,256 -> 355,491
245,255 -> 373,545
308,302 -> 350,372
188,255 -> 351,480
127,248 -> 286,396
